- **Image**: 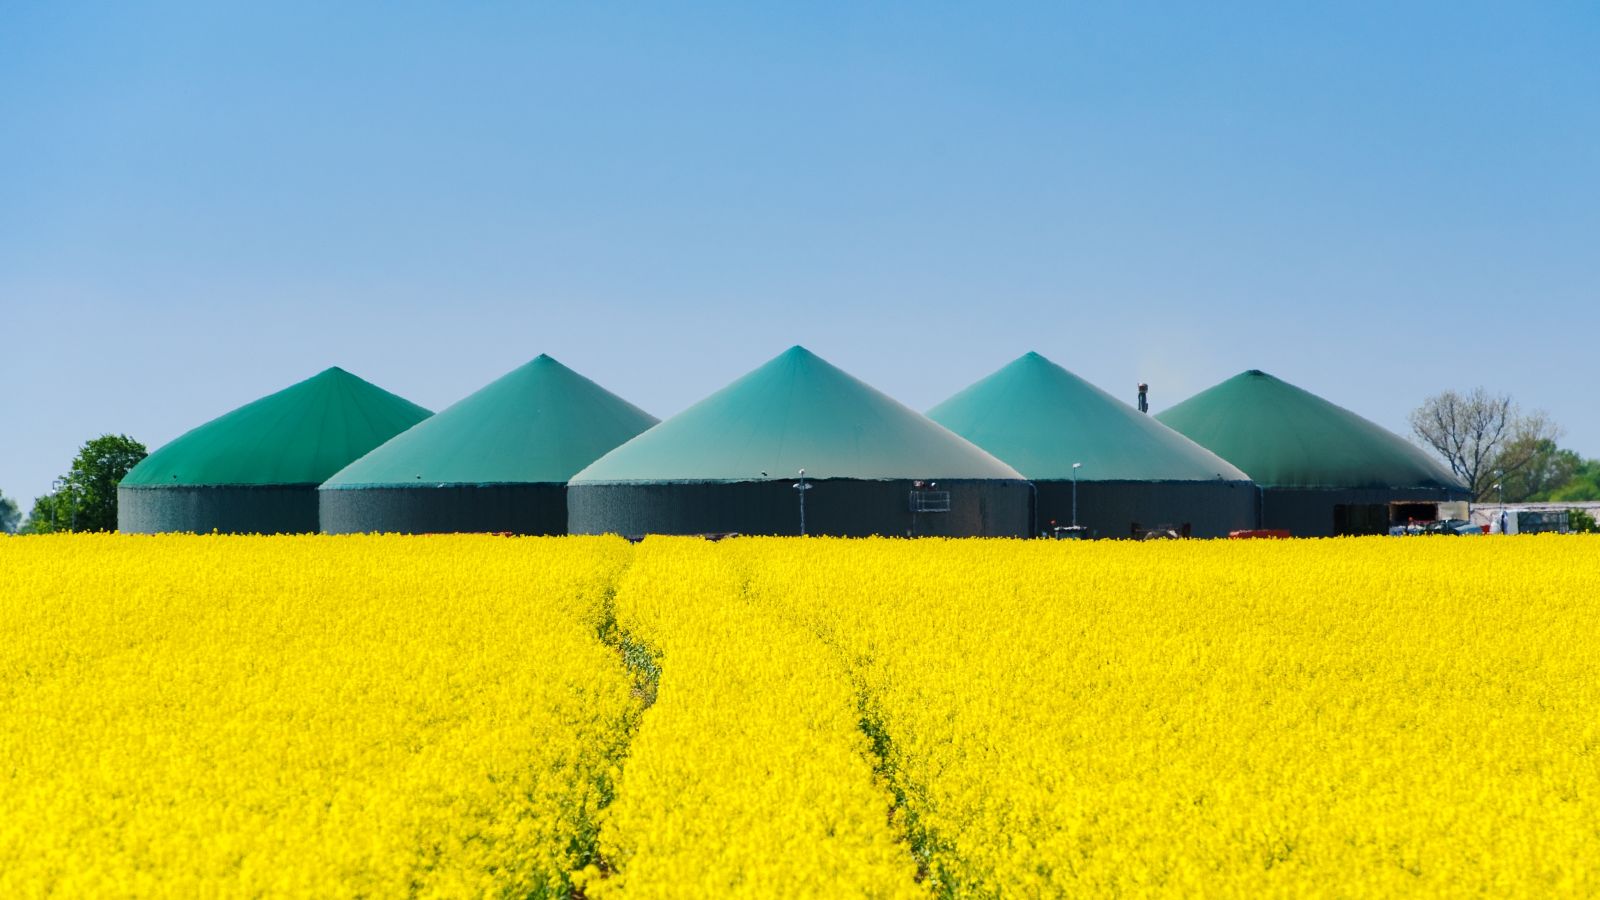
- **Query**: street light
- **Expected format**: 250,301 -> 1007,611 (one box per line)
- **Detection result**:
1071,463 -> 1082,529
792,468 -> 811,536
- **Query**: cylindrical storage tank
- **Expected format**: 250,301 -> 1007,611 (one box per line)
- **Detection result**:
117,368 -> 431,534
927,352 -> 1256,538
319,355 -> 657,535
1157,370 -> 1470,537
568,346 -> 1030,538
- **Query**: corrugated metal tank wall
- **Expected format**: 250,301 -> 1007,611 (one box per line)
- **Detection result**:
319,484 -> 569,535
117,485 -> 321,535
568,478 -> 1031,538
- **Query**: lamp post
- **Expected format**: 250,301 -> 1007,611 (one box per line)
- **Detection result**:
1071,462 -> 1082,530
792,468 -> 811,536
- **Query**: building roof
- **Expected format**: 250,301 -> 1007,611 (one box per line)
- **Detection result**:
121,367 -> 431,487
1156,369 -> 1468,492
927,352 -> 1251,482
321,355 -> 657,488
570,346 -> 1023,484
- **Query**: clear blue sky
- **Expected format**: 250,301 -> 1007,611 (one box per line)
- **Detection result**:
3,2 -> 1597,509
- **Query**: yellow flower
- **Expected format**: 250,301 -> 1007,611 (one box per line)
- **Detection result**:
4,533 -> 1597,897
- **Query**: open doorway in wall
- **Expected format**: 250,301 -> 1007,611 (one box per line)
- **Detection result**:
1390,502 -> 1439,527
1333,504 -> 1389,536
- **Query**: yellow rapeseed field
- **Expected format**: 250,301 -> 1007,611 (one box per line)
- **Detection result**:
0,534 -> 639,898
726,536 -> 1600,897
583,538 -> 920,898
3,533 -> 1598,897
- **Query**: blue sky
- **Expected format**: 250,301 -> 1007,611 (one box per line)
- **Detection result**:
3,2 -> 1597,509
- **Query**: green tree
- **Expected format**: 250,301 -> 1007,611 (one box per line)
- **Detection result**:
24,434 -> 148,533
1548,459 -> 1600,502
64,434 -> 149,531
1569,508 -> 1599,534
20,493 -> 64,534
1498,438 -> 1582,502
0,491 -> 20,534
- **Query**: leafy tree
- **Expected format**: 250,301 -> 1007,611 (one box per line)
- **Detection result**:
0,491 -> 20,534
20,493 -> 64,534
1497,439 -> 1582,502
1569,508 -> 1599,534
65,434 -> 148,531
1409,388 -> 1559,502
1548,459 -> 1600,502
24,434 -> 148,533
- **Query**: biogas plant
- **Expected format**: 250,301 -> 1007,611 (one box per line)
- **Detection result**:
118,347 -> 1467,539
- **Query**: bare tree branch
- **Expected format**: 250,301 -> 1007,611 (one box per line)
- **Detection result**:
1410,388 -> 1559,501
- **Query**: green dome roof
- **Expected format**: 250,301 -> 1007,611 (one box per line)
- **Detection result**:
121,368 -> 432,487
322,355 -> 657,488
927,352 -> 1251,483
1156,369 -> 1466,492
571,346 -> 1023,484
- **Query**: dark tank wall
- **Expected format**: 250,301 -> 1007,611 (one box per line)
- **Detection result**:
569,478 -> 1031,538
1262,486 -> 1466,537
319,484 -> 568,535
1033,480 -> 1259,539
117,485 -> 319,534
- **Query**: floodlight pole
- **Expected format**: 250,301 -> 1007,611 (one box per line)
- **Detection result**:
1494,473 -> 1506,534
793,468 -> 811,536
1071,462 -> 1082,529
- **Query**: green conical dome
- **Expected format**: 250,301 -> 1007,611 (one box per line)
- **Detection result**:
1156,370 -> 1464,491
571,346 -> 1022,483
927,352 -> 1251,482
322,355 -> 657,488
122,368 -> 432,486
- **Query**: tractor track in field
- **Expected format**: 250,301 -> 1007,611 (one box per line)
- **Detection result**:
571,576 -> 663,899
743,570 -> 966,895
